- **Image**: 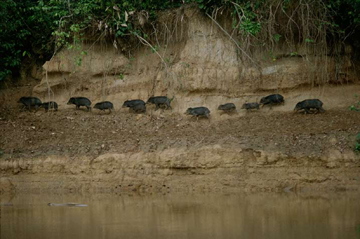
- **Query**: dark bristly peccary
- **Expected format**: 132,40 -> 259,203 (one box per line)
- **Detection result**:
122,99 -> 146,113
241,102 -> 260,111
185,107 -> 210,120
131,103 -> 146,113
40,101 -> 58,112
218,103 -> 236,112
146,96 -> 174,110
122,99 -> 145,108
18,97 -> 42,111
294,99 -> 325,114
260,94 -> 284,107
67,97 -> 92,111
94,101 -> 114,113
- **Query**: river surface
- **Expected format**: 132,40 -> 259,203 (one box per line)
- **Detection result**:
1,192 -> 360,239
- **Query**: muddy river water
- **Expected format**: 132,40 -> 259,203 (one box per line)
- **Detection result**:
1,192 -> 360,239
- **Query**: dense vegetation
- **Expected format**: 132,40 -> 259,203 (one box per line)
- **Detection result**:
1,0 -> 359,81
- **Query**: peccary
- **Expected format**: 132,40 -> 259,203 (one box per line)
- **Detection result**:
260,94 -> 284,107
146,96 -> 174,110
122,100 -> 145,108
122,99 -> 146,113
18,97 -> 42,111
67,97 -> 91,111
294,99 -> 325,114
241,102 -> 260,111
185,107 -> 210,120
130,103 -> 146,113
122,99 -> 145,108
40,101 -> 58,112
94,101 -> 114,113
218,103 -> 236,112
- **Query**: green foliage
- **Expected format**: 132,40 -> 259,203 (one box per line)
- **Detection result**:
268,51 -> 276,61
349,94 -> 360,112
1,0 -> 360,81
195,0 -> 263,36
181,62 -> 190,68
151,45 -> 160,53
355,133 -> 360,153
351,95 -> 360,153
273,34 -> 281,42
325,0 -> 360,35
0,1 -> 35,80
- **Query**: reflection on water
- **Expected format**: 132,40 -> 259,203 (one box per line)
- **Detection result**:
2,193 -> 360,239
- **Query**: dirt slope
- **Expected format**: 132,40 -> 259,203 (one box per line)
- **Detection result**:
1,102 -> 359,159
1,81 -> 360,194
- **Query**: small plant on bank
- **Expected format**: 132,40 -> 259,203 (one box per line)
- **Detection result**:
355,133 -> 360,153
349,94 -> 360,112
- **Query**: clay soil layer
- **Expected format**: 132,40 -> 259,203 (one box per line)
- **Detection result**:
1,103 -> 360,194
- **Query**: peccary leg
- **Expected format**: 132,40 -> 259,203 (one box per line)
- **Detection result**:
20,105 -> 26,111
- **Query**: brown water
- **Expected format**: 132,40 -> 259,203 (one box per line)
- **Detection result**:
1,193 -> 360,239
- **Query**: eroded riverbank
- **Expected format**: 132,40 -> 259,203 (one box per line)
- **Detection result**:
1,145 -> 360,194
1,107 -> 360,193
